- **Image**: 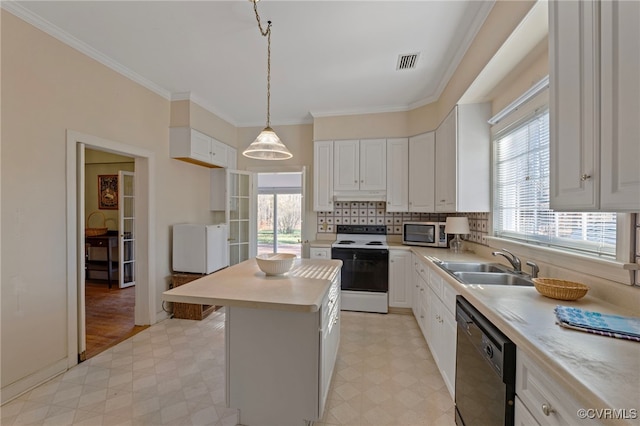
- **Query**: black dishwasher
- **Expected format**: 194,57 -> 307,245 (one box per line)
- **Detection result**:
455,296 -> 516,426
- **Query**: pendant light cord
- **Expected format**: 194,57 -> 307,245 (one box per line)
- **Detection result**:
253,1 -> 272,128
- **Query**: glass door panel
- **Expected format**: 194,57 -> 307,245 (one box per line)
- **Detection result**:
118,171 -> 135,288
227,170 -> 255,265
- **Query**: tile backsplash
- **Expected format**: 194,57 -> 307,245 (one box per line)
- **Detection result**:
316,201 -> 489,244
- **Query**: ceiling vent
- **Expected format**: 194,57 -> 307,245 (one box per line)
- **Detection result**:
396,53 -> 419,70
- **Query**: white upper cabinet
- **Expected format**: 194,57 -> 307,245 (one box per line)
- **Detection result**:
333,140 -> 360,191
550,0 -> 640,211
386,138 -> 409,212
313,140 -> 334,212
599,0 -> 640,210
334,139 -> 386,192
170,127 -> 229,168
409,132 -> 435,212
359,139 -> 387,190
434,104 -> 491,212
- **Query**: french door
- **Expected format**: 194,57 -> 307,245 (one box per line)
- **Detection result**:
118,170 -> 135,288
228,170 -> 256,265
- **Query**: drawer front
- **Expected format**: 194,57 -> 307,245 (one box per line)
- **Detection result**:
310,247 -> 331,259
516,350 -> 601,426
415,259 -> 429,284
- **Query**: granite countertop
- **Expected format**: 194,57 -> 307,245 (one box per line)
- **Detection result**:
163,258 -> 342,313
411,247 -> 640,424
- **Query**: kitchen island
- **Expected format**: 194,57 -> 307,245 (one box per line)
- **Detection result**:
162,258 -> 342,426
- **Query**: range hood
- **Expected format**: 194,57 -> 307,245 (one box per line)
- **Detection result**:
333,191 -> 387,202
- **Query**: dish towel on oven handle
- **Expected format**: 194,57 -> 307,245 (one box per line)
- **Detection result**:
554,306 -> 640,342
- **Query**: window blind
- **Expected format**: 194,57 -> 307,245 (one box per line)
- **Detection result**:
493,109 -> 617,257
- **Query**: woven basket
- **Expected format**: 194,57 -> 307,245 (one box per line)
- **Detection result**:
85,211 -> 108,237
533,278 -> 589,301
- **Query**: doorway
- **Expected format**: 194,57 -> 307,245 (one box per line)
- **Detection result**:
83,149 -> 145,359
257,172 -> 303,257
66,130 -> 156,369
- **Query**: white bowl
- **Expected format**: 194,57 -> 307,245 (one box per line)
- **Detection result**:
255,253 -> 297,276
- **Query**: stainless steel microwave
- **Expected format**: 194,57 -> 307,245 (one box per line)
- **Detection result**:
402,222 -> 448,247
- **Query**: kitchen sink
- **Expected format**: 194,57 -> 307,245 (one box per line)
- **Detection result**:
453,271 -> 534,287
436,262 -> 510,273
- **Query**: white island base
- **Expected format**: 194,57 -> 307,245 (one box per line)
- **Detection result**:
162,259 -> 341,426
227,304 -> 339,425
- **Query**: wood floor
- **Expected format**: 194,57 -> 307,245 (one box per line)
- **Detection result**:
84,281 -> 148,360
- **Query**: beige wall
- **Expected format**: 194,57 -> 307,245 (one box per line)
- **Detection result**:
84,149 -> 135,231
1,11 -> 214,390
313,110 -> 409,141
489,37 -> 549,116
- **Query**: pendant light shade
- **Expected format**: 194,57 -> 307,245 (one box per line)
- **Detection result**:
243,126 -> 292,160
243,0 -> 292,160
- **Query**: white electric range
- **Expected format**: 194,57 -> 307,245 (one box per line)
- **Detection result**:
331,225 -> 389,313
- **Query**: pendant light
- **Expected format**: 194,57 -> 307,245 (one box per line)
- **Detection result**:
243,0 -> 292,160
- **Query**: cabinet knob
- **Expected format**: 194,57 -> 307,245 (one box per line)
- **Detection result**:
541,403 -> 555,416
354,180 -> 358,183
360,180 -> 364,183
580,174 -> 591,181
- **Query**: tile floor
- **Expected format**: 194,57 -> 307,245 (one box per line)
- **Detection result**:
1,310 -> 455,426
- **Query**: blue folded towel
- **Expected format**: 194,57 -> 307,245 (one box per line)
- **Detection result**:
554,306 -> 640,342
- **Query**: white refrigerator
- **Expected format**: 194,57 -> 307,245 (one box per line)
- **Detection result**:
172,223 -> 229,274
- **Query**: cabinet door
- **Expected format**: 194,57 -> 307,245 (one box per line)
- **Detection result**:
226,146 -> 238,169
515,396 -> 541,426
408,132 -> 435,212
388,250 -> 411,308
190,129 -> 213,164
412,257 -> 421,317
599,0 -> 640,210
333,140 -> 360,191
313,141 -> 334,211
360,139 -> 386,190
419,280 -> 430,340
435,108 -> 457,212
549,0 -> 599,210
386,138 -> 409,212
209,139 -> 228,168
440,308 -> 457,398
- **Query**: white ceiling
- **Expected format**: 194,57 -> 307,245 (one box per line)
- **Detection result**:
6,1 -> 496,127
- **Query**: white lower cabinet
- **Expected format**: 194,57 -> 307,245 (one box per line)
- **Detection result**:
411,257 -> 458,399
389,249 -> 412,308
516,349 -> 602,426
426,285 -> 457,399
515,396 -> 541,426
227,273 -> 340,424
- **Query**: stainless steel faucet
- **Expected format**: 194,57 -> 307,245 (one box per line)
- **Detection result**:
526,261 -> 539,278
492,248 -> 521,272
